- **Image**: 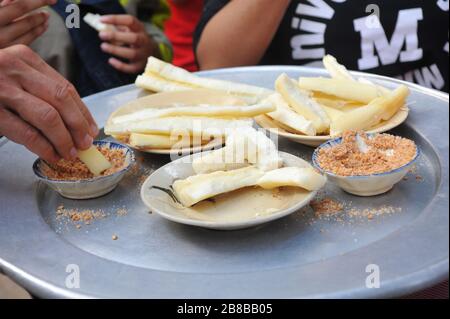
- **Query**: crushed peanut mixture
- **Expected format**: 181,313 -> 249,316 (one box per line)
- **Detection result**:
56,207 -> 107,226
116,208 -> 128,216
348,206 -> 402,219
310,198 -> 344,216
41,146 -> 127,180
317,131 -> 417,176
308,194 -> 403,224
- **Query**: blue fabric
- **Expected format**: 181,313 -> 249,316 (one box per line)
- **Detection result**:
52,0 -> 137,97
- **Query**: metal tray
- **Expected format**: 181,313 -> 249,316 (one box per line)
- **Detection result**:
0,66 -> 448,298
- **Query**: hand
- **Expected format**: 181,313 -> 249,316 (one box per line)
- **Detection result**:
98,14 -> 157,74
0,45 -> 99,163
0,0 -> 55,49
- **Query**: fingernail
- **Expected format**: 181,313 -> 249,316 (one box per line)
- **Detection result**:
70,147 -> 78,160
91,124 -> 99,136
100,43 -> 108,51
83,134 -> 94,148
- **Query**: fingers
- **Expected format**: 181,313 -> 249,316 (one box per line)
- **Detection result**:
99,30 -> 142,46
0,107 -> 60,163
1,11 -> 48,43
101,42 -> 139,60
100,14 -> 142,31
0,0 -> 55,26
6,45 -> 99,136
108,57 -> 143,74
0,86 -> 79,160
18,67 -> 95,151
7,16 -> 48,46
7,10 -> 48,37
0,0 -> 15,8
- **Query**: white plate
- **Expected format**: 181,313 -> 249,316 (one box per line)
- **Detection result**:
141,151 -> 319,230
107,89 -> 244,154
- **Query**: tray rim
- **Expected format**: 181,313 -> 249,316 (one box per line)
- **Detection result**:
0,65 -> 448,299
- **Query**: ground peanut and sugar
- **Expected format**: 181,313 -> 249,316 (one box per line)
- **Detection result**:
41,147 -> 127,180
317,131 -> 417,176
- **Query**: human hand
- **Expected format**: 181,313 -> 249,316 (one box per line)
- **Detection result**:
0,0 -> 56,49
98,14 -> 157,74
0,45 -> 99,163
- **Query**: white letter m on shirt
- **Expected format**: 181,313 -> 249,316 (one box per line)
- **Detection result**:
354,8 -> 424,70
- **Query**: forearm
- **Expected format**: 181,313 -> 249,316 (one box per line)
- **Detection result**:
197,0 -> 290,70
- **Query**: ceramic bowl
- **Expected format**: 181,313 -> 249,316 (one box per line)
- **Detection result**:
312,136 -> 420,196
33,141 -> 135,199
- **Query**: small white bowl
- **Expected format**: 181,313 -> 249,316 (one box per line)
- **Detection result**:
33,141 -> 135,199
312,137 -> 420,196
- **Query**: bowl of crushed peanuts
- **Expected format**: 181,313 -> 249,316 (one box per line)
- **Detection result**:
312,130 -> 419,196
33,141 -> 135,199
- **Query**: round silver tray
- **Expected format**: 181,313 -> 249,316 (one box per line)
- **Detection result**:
0,66 -> 448,298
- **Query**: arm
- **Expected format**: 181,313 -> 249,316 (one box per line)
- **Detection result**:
196,0 -> 291,70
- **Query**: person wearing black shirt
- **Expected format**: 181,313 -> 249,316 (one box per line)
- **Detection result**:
195,0 -> 449,92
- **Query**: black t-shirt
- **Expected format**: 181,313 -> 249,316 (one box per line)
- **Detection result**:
195,0 -> 449,92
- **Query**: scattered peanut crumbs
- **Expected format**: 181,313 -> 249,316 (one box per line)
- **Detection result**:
310,197 -> 344,216
116,208 -> 128,216
317,131 -> 417,176
41,146 -> 127,180
55,207 -> 107,227
348,206 -> 402,219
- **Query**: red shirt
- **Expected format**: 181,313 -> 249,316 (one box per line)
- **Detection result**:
165,0 -> 204,72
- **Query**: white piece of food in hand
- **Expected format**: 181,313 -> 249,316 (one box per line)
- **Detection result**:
265,93 -> 316,136
112,101 -> 275,124
173,166 -> 264,207
83,13 -> 116,32
78,146 -> 112,176
105,117 -> 253,136
275,74 -> 330,134
257,167 -> 327,191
